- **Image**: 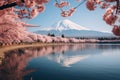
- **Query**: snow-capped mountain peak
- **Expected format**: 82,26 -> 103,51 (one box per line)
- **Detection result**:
36,19 -> 114,37
41,19 -> 89,31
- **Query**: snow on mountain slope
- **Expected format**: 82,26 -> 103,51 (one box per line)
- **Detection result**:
35,19 -> 114,37
41,19 -> 89,31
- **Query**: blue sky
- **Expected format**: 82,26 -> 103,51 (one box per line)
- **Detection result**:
27,0 -> 113,33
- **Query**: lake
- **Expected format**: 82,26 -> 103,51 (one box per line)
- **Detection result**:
0,43 -> 120,80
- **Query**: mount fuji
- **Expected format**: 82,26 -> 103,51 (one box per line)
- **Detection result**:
35,19 -> 114,37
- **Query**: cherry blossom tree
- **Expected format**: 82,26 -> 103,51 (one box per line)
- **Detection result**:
54,0 -> 120,36
0,0 -> 120,44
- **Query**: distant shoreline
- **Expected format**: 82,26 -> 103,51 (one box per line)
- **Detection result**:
1,41 -> 120,51
1,40 -> 120,47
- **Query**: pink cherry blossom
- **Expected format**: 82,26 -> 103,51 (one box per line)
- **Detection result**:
103,14 -> 118,25
29,9 -> 39,18
112,25 -> 120,36
86,0 -> 96,10
37,5 -> 45,13
54,1 -> 70,8
99,2 -> 110,9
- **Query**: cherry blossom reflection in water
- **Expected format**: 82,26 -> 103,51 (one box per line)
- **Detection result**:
0,43 -> 120,80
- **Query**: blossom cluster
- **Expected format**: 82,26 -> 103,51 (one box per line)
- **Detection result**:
54,0 -> 77,17
54,1 -> 69,8
0,0 -> 49,19
112,25 -> 120,36
86,0 -> 120,36
61,8 -> 76,17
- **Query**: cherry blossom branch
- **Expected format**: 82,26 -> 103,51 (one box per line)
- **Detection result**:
0,0 -> 24,10
54,0 -> 64,11
116,0 -> 120,14
0,2 -> 17,10
75,0 -> 86,9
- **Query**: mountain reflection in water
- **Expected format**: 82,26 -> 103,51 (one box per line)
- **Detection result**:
0,43 -> 120,80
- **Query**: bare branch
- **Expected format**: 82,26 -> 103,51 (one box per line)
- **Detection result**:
116,0 -> 120,14
0,2 -> 17,10
0,0 -> 24,10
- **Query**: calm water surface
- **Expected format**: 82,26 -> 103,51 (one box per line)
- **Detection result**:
0,43 -> 120,80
